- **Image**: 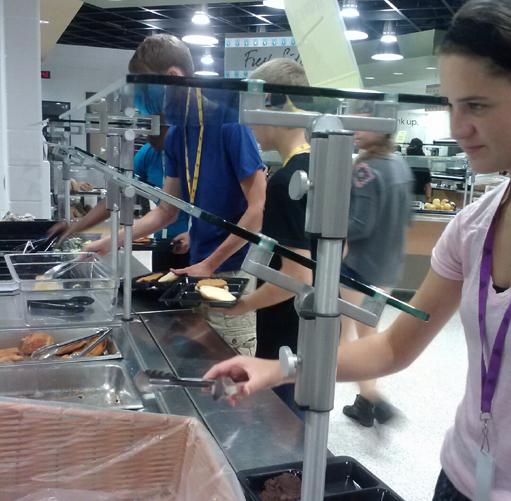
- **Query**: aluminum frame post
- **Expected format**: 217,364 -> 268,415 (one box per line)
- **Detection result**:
62,154 -> 71,223
298,118 -> 355,501
119,128 -> 135,321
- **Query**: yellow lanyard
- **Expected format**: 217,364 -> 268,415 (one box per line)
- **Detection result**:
184,88 -> 204,204
282,143 -> 310,167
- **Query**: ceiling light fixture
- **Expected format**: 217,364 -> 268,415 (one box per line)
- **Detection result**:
182,34 -> 218,46
39,20 -> 49,24
195,70 -> 219,76
371,41 -> 403,61
380,21 -> 397,44
393,72 -> 404,75
341,0 -> 359,18
192,10 -> 210,25
262,0 -> 285,9
426,66 -> 437,70
344,17 -> 368,41
201,52 -> 214,65
364,77 -> 375,80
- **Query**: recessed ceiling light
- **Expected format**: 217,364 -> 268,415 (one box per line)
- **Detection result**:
393,72 -> 404,75
262,0 -> 285,9
182,34 -> 219,46
201,53 -> 214,65
372,41 -> 403,61
39,20 -> 50,24
192,11 -> 210,25
426,66 -> 437,70
381,34 -> 397,43
341,0 -> 359,17
364,77 -> 375,80
380,21 -> 397,44
195,70 -> 219,76
372,53 -> 403,61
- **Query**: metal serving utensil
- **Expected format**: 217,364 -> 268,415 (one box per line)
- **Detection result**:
30,328 -> 112,360
134,369 -> 238,401
41,257 -> 83,279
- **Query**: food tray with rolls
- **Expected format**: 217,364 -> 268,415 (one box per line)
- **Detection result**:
5,252 -> 117,327
0,397 -> 244,500
0,325 -> 122,366
159,276 -> 249,308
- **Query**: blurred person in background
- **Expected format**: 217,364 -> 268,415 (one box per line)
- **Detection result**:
133,123 -> 190,271
339,101 -> 414,427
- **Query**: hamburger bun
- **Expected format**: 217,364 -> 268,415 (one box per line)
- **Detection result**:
158,271 -> 179,283
196,278 -> 228,289
198,285 -> 236,302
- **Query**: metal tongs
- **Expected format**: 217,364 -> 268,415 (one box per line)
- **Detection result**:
17,235 -> 59,254
41,255 -> 84,279
134,369 -> 238,401
30,328 -> 112,360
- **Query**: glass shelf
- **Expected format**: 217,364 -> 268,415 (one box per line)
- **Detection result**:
63,74 -> 442,322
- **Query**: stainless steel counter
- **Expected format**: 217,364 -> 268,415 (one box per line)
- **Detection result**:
137,309 -> 305,471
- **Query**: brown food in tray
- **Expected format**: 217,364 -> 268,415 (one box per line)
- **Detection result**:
18,332 -> 55,356
136,272 -> 163,284
0,332 -> 110,363
0,347 -> 24,363
55,339 -> 89,356
260,472 -> 302,501
86,338 -> 108,357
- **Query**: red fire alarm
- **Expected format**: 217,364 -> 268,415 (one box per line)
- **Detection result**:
41,70 -> 51,79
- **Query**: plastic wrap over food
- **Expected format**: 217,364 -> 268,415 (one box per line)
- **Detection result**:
0,396 -> 244,501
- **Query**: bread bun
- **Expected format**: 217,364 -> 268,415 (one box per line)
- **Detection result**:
136,272 -> 163,284
198,285 -> 236,302
158,271 -> 179,283
196,278 -> 228,289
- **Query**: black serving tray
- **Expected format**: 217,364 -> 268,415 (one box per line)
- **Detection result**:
158,275 -> 248,308
238,456 -> 403,501
131,272 -> 173,293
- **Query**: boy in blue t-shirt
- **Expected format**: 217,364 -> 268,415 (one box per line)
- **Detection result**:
87,34 -> 266,355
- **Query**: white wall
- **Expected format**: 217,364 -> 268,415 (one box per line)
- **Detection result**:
2,0 -> 50,218
42,44 -> 134,149
395,109 -> 451,147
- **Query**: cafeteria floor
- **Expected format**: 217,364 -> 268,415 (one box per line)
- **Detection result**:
329,306 -> 467,501
133,251 -> 467,501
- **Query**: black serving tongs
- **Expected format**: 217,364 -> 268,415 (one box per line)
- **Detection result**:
134,369 -> 238,401
28,295 -> 95,313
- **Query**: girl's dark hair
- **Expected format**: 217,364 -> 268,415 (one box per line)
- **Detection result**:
440,0 -> 511,76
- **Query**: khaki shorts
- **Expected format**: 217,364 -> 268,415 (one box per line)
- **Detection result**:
198,270 -> 257,356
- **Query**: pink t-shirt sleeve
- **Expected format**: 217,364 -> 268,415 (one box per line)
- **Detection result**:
431,215 -> 464,281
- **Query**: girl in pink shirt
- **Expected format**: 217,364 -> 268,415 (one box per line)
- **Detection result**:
206,0 -> 511,498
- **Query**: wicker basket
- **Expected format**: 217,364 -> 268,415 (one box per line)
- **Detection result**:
0,397 -> 243,501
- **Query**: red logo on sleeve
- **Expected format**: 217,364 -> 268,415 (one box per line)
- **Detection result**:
353,162 -> 375,188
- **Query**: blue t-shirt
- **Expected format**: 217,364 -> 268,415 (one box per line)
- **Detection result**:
134,142 -> 189,240
165,101 -> 263,272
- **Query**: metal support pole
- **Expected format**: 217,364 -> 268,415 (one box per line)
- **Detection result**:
120,184 -> 135,321
296,121 -> 355,501
119,131 -> 135,321
62,155 -> 71,223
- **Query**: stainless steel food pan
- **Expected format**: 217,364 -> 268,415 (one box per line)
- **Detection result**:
0,361 -> 143,410
0,326 -> 122,366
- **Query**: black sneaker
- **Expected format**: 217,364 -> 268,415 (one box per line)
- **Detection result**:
373,398 -> 397,424
342,394 -> 374,427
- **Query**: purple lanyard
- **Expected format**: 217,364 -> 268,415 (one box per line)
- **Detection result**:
478,207 -> 511,415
